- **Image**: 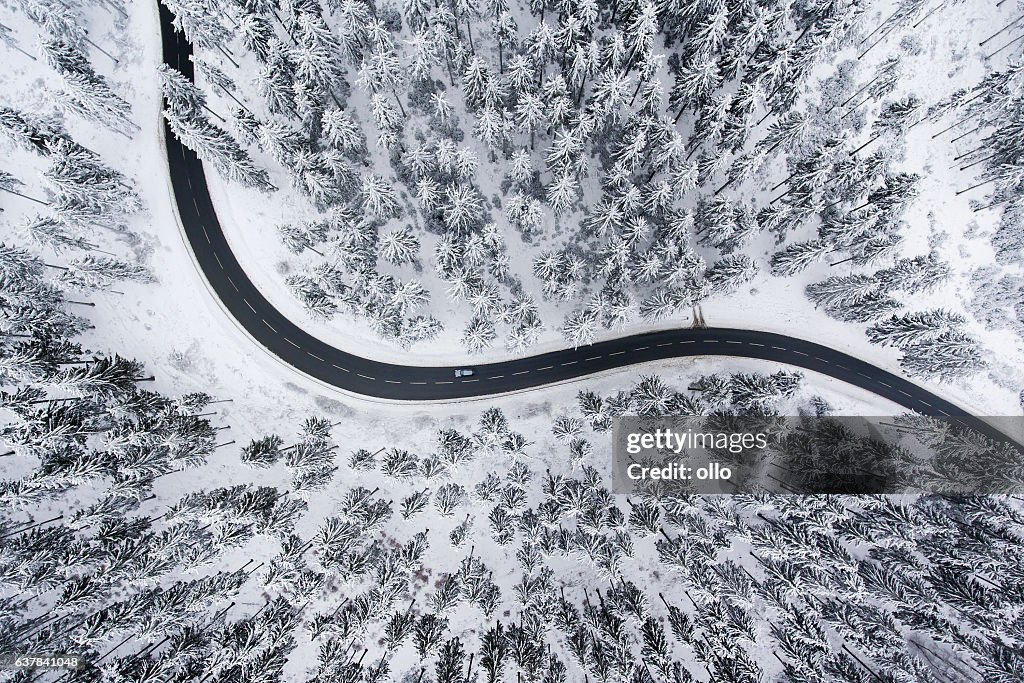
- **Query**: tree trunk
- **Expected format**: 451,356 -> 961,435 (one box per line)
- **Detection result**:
986,33 -> 1024,60
84,36 -> 118,64
979,12 -> 1024,46
1,186 -> 47,205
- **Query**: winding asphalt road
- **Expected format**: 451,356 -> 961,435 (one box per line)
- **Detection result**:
158,1 -> 1006,443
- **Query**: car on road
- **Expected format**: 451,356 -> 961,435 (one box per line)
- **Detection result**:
454,368 -> 475,378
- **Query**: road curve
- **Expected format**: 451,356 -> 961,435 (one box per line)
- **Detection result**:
158,3 -> 997,433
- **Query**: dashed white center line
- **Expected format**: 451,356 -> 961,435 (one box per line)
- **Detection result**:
461,378 -> 479,383
771,346 -> 786,351
836,364 -> 848,370
937,409 -> 950,416
385,380 -> 401,384
657,342 -> 673,347
284,338 -> 300,349
748,342 -> 764,347
679,340 -> 696,344
585,356 -> 602,361
537,365 -> 553,370
487,375 -> 504,380
410,381 -> 427,385
511,370 -> 530,376
815,357 -> 830,364
435,381 -> 453,384
702,340 -> 718,343
858,372 -> 871,379
263,320 -> 277,333
561,361 -> 577,366
227,276 -> 238,292
793,351 -> 809,357
725,340 -> 741,345
243,299 -> 256,313
609,351 -> 625,356
879,382 -> 892,388
920,401 -> 932,407
357,373 -> 375,380
899,390 -> 911,397
634,346 -> 649,351
331,364 -> 350,373
213,252 -> 223,269
307,351 -> 324,362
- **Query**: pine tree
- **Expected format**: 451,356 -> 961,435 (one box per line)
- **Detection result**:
463,314 -> 497,353
705,255 -> 757,296
164,106 -> 273,191
361,174 -> 400,219
38,38 -> 135,134
805,274 -> 879,309
442,184 -> 485,234
322,109 -> 366,156
59,256 -> 154,291
162,0 -> 232,49
867,310 -> 967,349
900,331 -> 985,381
158,64 -> 209,116
278,221 -> 328,255
876,253 -> 950,294
770,241 -> 829,276
561,309 -> 598,348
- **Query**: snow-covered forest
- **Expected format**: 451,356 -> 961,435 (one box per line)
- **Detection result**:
5,309 -> 1024,683
0,134 -> 1021,680
2,0 -> 1024,681
151,0 -> 1023,402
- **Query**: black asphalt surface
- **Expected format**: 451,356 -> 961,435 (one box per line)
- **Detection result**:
158,2 -> 1010,444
